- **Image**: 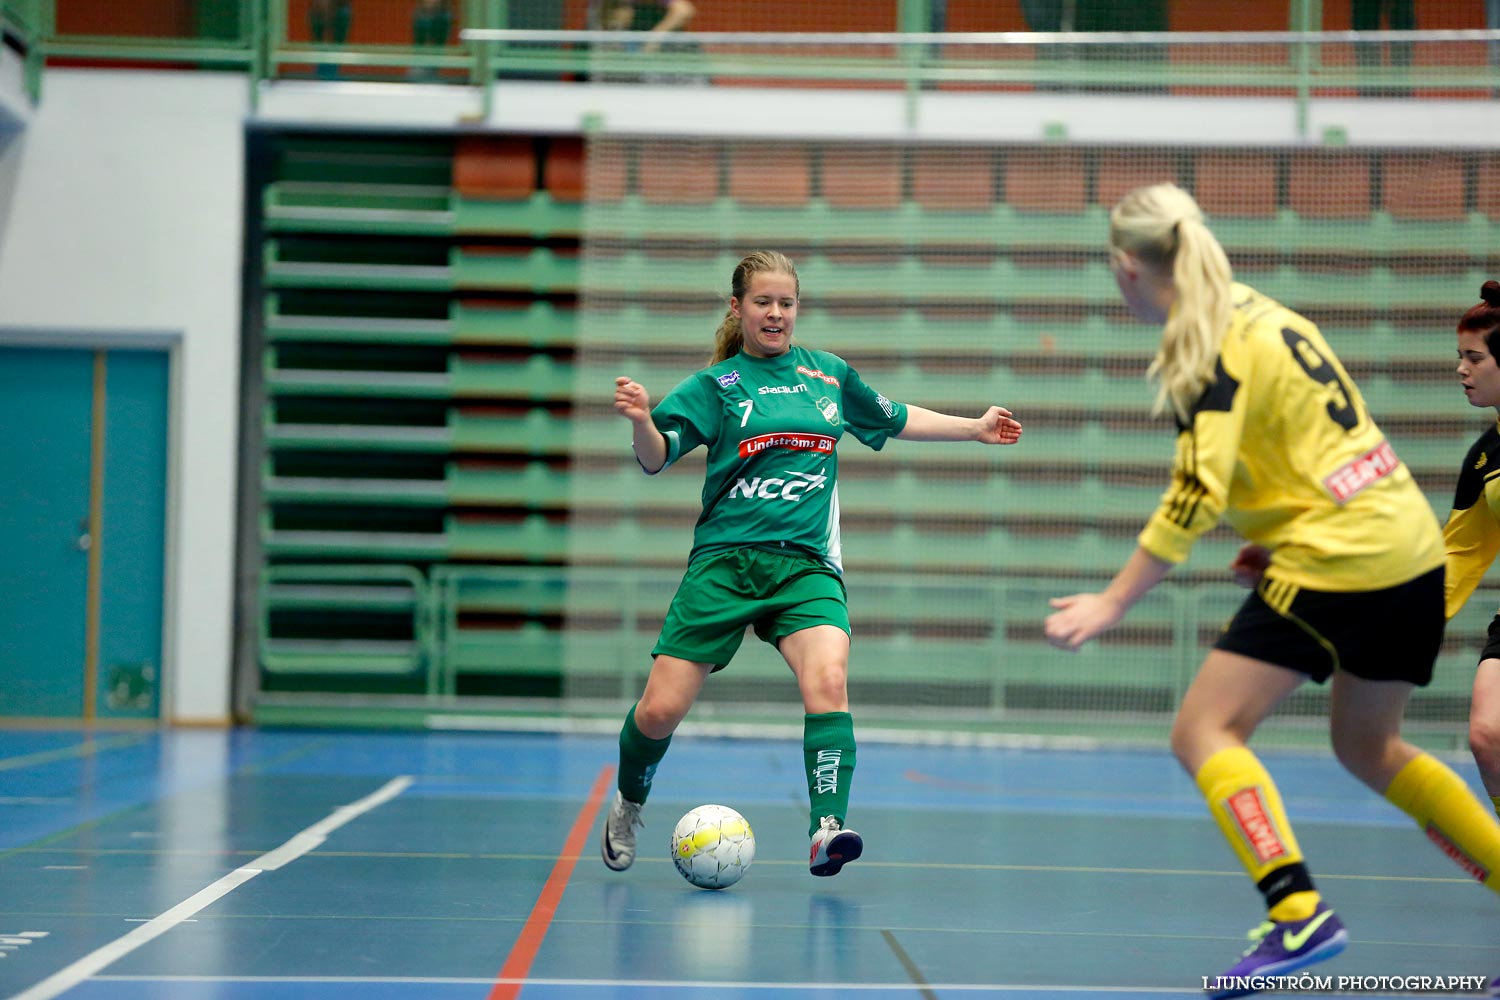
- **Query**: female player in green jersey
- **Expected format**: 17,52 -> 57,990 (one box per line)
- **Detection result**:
1442,280 -> 1500,827
1042,184 -> 1500,995
600,249 -> 1023,877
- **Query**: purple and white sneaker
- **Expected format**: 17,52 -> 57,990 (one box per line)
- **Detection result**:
1206,902 -> 1347,999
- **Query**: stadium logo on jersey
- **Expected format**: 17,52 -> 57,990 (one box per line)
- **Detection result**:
875,392 -> 895,418
1225,787 -> 1288,864
1323,440 -> 1399,503
727,469 -> 828,503
738,432 -> 836,458
797,365 -> 840,387
815,396 -> 839,425
717,370 -> 742,388
758,384 -> 808,395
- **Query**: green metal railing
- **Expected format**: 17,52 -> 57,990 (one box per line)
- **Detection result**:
10,0 -> 1498,120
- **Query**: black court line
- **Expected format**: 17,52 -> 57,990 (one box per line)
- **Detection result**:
881,928 -> 940,1000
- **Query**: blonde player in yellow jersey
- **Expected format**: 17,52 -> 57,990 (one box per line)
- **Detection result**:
1444,281 -> 1500,826
1042,183 -> 1500,998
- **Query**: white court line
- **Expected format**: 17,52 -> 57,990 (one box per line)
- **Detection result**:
83,976 -> 1213,993
11,776 -> 413,1000
79,975 -> 1495,998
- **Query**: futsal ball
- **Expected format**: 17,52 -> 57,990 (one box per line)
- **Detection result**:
670,804 -> 755,890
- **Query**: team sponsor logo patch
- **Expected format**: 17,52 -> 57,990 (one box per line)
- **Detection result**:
1426,823 -> 1490,882
738,432 -> 836,458
1323,440 -> 1398,503
1225,787 -> 1288,864
797,365 -> 840,387
813,749 -> 841,794
729,470 -> 828,502
717,370 -> 742,388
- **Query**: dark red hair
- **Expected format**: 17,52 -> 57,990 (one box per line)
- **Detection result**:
1460,280 -> 1500,354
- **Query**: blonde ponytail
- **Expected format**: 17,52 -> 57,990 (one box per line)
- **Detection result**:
709,249 -> 800,365
1110,184 -> 1233,423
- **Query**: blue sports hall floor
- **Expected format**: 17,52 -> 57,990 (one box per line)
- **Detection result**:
0,726 -> 1496,999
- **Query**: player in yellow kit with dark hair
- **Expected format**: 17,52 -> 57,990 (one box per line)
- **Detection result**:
1441,280 -> 1500,826
1043,183 -> 1500,998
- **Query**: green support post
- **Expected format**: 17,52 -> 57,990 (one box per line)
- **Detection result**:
248,0 -> 266,109
1289,0 -> 1323,139
898,0 -> 931,127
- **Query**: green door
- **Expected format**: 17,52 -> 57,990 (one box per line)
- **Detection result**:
0,346 -> 169,719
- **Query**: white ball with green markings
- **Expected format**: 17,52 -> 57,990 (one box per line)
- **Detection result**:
671,804 -> 755,889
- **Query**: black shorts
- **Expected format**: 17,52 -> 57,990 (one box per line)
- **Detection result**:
1213,566 -> 1444,686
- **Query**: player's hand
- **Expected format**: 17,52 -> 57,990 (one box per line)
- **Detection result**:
613,376 -> 652,424
1044,592 -> 1124,652
1229,543 -> 1271,589
976,406 -> 1022,445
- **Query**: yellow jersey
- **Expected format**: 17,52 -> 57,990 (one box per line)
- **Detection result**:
1137,283 -> 1445,591
1442,420 -> 1500,619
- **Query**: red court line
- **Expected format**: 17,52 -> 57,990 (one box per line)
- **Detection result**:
488,763 -> 615,1000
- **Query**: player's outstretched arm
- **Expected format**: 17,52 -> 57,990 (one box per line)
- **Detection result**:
614,376 -> 667,474
1044,546 -> 1172,652
897,404 -> 1022,444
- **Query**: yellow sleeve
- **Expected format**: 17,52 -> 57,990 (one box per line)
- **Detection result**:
1443,431 -> 1500,619
1137,357 -> 1245,565
1444,491 -> 1500,620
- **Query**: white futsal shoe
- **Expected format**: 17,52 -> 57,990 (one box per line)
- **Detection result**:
808,815 -> 863,877
600,791 -> 644,872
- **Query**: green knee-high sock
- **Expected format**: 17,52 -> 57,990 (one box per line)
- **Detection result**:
618,703 -> 671,805
804,711 -> 856,837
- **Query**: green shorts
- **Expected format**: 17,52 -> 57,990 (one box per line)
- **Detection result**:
653,546 -> 849,671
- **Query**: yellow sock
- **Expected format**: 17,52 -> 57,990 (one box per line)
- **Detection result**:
1385,753 -> 1500,893
1195,746 -> 1320,921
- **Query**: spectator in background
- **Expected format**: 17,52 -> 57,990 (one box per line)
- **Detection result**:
413,0 -> 452,48
310,0 -> 351,44
308,0 -> 351,79
412,0 -> 452,80
1021,0 -> 1069,33
1073,0 -> 1166,93
596,0 -> 696,54
1352,0 -> 1415,96
587,0 -> 698,83
1021,0 -> 1072,91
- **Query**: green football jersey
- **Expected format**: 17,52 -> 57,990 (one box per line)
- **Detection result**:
649,346 -> 909,571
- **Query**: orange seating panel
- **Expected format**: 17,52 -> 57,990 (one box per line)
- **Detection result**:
822,146 -> 904,209
1478,155 -> 1500,221
728,143 -> 813,207
1002,149 -> 1086,213
1383,153 -> 1466,221
912,147 -> 996,210
637,141 -> 721,205
543,137 -> 586,203
1195,152 -> 1278,218
453,135 -> 536,200
1287,152 -> 1373,219
1095,150 -> 1182,209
